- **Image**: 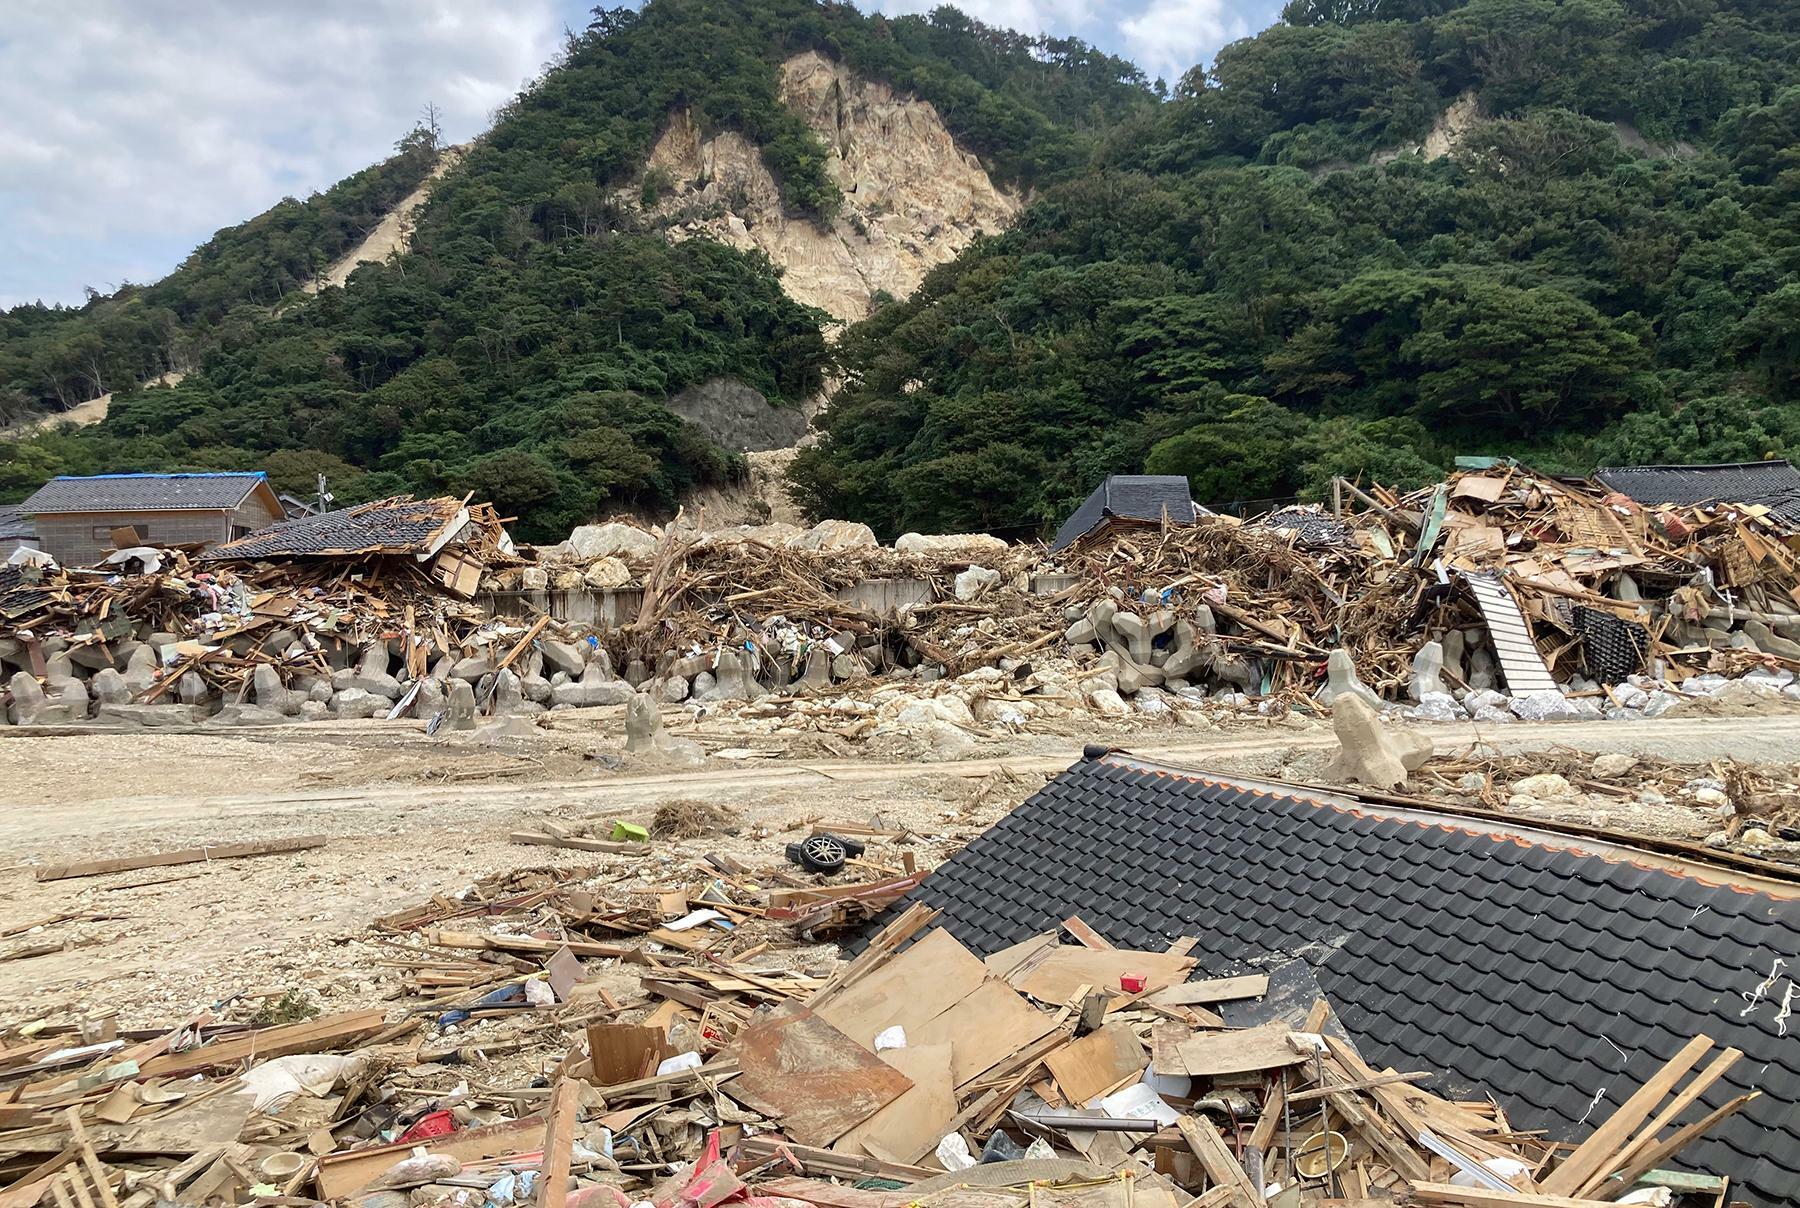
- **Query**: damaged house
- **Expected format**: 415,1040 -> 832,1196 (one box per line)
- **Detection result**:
882,749 -> 1800,1206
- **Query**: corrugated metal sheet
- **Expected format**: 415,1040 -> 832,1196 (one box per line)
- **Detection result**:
1462,571 -> 1559,694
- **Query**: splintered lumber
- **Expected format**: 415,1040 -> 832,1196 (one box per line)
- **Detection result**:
809,903 -> 937,1006
1408,1186 -> 1611,1207
538,1080 -> 579,1208
138,1009 -> 385,1078
1173,1022 -> 1310,1077
509,832 -> 650,856
1592,1092 -> 1759,1197
1538,1035 -> 1713,1195
316,1115 -> 546,1200
1573,1046 -> 1741,1199
1176,1115 -> 1259,1206
35,836 -> 327,882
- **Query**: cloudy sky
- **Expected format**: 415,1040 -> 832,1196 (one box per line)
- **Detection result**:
0,0 -> 1280,309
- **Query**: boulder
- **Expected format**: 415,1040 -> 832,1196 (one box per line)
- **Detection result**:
491,669 -> 525,716
1513,772 -> 1576,800
953,566 -> 1002,601
413,676 -> 446,717
521,675 -> 553,704
541,640 -> 588,680
177,672 -> 210,706
335,644 -> 400,697
789,520 -> 877,552
254,664 -> 301,715
799,648 -> 831,691
9,672 -> 70,725
582,557 -> 632,590
1327,694 -> 1433,790
449,656 -> 492,684
121,645 -> 159,695
658,675 -> 691,703
445,679 -> 478,730
1087,687 -> 1130,716
894,531 -> 1008,558
1590,753 -> 1637,778
569,522 -> 658,561
299,700 -> 332,722
332,688 -> 386,720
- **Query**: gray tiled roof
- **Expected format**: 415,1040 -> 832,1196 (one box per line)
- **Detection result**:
874,754 -> 1800,1207
207,496 -> 464,560
0,505 -> 35,539
1596,461 -> 1800,527
20,473 -> 266,514
1051,475 -> 1195,551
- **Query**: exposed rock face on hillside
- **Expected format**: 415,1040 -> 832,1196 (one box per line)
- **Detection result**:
642,51 -> 1019,322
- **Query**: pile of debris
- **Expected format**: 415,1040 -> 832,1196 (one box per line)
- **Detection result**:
0,497 -> 575,727
0,857 -> 1758,1208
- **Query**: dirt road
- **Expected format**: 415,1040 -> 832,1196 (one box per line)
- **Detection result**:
3,714 -> 1796,1022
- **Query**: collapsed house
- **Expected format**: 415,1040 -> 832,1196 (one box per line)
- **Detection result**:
878,749 -> 1800,1206
1050,474 -> 1199,553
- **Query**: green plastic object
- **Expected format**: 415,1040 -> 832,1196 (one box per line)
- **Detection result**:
612,820 -> 650,843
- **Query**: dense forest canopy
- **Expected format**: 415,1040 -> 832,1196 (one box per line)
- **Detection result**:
792,0 -> 1800,535
0,1 -> 1149,540
4,0 -> 1799,543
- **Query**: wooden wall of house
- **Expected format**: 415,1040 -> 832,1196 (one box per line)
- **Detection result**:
32,509 -> 233,567
229,495 -> 284,539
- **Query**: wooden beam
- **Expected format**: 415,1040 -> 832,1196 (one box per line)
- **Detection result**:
1175,1115 -> 1259,1206
537,1080 -> 579,1208
36,836 -> 326,882
508,832 -> 649,856
1592,1092 -> 1758,1198
1247,1077 -> 1285,1153
1408,1183 -> 1615,1206
1539,1035 -> 1713,1195
138,1009 -> 384,1078
1574,1046 -> 1740,1199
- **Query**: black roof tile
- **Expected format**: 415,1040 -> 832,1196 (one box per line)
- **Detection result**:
877,757 -> 1800,1207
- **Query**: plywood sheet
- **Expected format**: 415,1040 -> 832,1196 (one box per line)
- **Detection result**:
831,1043 -> 955,1161
815,929 -> 988,1048
1173,1021 -> 1309,1077
909,980 -> 1058,1087
1045,1022 -> 1147,1105
729,1002 -> 913,1147
1001,946 -> 1194,1004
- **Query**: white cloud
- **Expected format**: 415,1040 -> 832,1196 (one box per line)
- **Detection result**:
0,0 -> 565,307
1118,0 -> 1253,86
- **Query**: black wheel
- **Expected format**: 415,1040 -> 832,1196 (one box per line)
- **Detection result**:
796,834 -> 849,875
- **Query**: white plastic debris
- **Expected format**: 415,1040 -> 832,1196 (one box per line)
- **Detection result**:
873,1026 -> 906,1051
936,1132 -> 978,1171
655,1051 -> 702,1077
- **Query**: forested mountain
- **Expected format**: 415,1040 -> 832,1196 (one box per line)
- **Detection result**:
0,0 -> 1149,540
5,0 -> 1800,543
792,0 -> 1800,534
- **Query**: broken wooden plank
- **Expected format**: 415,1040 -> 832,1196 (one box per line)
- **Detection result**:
1539,1035 -> 1713,1195
1149,975 -> 1269,1008
1061,915 -> 1113,950
1045,1021 -> 1147,1106
1573,1045 -> 1741,1200
538,1080 -> 579,1208
35,836 -> 327,882
508,832 -> 649,856
1173,1022 -> 1310,1077
1408,1185 -> 1609,1207
1175,1115 -> 1258,1207
138,1010 -> 384,1078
